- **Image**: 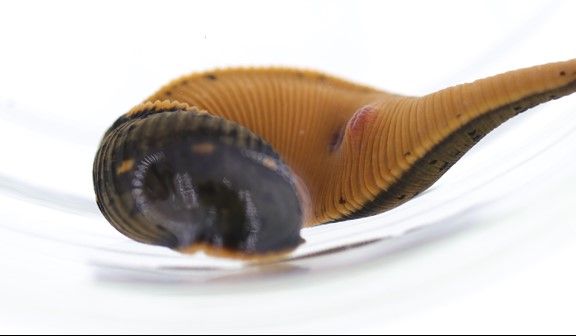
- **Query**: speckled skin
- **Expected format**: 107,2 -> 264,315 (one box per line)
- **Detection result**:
94,60 -> 576,258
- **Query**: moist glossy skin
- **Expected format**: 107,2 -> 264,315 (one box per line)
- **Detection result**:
94,59 -> 576,258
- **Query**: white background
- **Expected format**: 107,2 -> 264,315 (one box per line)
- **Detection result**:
1,0 -> 576,333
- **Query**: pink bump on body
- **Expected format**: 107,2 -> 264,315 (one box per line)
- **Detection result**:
347,105 -> 376,140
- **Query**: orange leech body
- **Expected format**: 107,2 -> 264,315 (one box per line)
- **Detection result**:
145,61 -> 576,225
94,60 -> 576,258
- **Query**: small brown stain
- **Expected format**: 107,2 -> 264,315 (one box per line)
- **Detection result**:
116,159 -> 134,175
192,142 -> 215,155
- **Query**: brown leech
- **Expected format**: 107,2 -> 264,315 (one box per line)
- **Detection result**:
94,60 -> 576,259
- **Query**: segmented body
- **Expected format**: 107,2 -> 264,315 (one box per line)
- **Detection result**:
94,60 -> 576,257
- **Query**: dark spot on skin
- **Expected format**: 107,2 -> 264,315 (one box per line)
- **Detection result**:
165,91 -> 172,97
181,80 -> 188,85
456,113 -> 462,118
438,161 -> 449,172
227,126 -> 238,139
397,194 -> 406,200
429,159 -> 438,165
404,151 -> 412,157
338,197 -> 346,205
468,129 -> 482,141
155,224 -> 168,233
560,71 -> 566,76
513,106 -> 527,115
205,74 -> 217,81
143,161 -> 174,202
329,126 -> 345,152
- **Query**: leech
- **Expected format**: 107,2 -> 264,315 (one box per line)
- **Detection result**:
93,59 -> 576,259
